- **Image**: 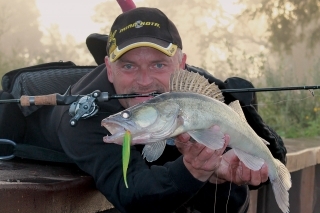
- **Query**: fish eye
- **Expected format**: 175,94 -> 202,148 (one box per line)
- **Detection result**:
121,111 -> 131,119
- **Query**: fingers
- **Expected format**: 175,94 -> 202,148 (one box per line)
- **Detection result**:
178,133 -> 229,169
215,148 -> 269,186
236,162 -> 269,186
175,130 -> 229,182
176,132 -> 191,143
182,141 -> 213,170
175,128 -> 270,186
174,133 -> 192,154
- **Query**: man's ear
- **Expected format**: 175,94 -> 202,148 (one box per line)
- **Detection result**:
105,56 -> 114,83
180,53 -> 187,69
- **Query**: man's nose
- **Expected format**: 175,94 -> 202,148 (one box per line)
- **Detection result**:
136,69 -> 153,86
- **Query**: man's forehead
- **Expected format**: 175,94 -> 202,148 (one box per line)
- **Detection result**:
117,46 -> 174,61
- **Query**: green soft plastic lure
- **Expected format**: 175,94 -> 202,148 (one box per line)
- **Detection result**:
122,130 -> 131,188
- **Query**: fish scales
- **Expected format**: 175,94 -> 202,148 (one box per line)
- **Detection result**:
147,92 -> 273,161
102,69 -> 292,213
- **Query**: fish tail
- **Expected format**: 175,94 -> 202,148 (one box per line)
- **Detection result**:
270,159 -> 292,213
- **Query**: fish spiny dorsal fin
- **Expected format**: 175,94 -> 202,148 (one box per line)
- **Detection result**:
170,69 -> 224,102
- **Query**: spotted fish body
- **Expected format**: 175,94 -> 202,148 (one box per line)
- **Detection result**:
102,70 -> 291,213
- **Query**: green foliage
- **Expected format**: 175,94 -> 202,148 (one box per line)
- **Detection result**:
222,43 -> 320,138
256,57 -> 320,138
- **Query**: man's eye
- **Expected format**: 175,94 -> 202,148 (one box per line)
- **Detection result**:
124,64 -> 133,69
155,63 -> 164,68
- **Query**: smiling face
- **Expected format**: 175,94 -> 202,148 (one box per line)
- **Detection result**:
105,47 -> 186,108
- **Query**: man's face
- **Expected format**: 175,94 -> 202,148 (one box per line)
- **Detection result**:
105,47 -> 186,108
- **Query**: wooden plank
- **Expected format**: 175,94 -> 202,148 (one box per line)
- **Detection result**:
314,165 -> 320,213
0,159 -> 113,213
284,138 -> 320,172
300,166 -> 315,213
286,147 -> 320,172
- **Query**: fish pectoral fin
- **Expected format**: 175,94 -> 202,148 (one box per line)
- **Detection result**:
260,137 -> 270,145
188,128 -> 225,150
233,148 -> 265,171
142,140 -> 166,162
228,100 -> 247,122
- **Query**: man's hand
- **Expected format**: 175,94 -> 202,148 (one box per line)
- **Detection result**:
175,127 -> 269,186
175,129 -> 228,182
210,149 -> 269,186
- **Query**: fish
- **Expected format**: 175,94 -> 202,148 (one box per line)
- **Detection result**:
101,69 -> 292,213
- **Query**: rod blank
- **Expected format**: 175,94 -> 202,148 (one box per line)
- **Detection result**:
221,86 -> 320,93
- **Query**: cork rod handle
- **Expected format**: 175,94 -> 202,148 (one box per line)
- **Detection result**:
20,94 -> 57,106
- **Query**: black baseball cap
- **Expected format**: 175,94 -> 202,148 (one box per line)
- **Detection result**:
107,7 -> 182,62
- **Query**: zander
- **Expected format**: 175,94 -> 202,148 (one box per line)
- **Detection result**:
102,70 -> 291,213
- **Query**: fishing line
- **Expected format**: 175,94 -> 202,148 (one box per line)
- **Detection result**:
224,165 -> 235,213
213,163 -> 234,213
214,174 -> 218,213
226,179 -> 232,213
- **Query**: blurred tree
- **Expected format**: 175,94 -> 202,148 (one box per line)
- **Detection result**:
0,0 -> 43,58
92,0 -> 123,34
0,0 -> 43,77
0,0 -> 95,83
242,0 -> 320,53
39,24 -> 94,65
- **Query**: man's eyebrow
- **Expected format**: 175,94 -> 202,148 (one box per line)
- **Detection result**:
151,58 -> 172,63
117,58 -> 135,63
151,59 -> 166,63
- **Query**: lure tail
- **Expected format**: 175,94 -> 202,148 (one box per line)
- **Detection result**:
122,130 -> 131,188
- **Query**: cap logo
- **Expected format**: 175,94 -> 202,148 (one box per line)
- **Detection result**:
119,20 -> 160,33
169,47 -> 175,53
108,30 -> 117,55
135,20 -> 143,28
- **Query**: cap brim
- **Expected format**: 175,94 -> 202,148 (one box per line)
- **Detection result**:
109,37 -> 178,62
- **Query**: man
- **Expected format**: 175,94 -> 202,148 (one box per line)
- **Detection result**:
0,7 -> 286,213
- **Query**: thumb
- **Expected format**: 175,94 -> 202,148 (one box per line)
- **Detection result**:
176,132 -> 191,143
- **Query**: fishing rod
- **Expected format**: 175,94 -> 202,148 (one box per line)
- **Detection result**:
1,85 -> 319,105
0,86 -> 161,106
0,85 -> 319,126
0,86 -> 161,126
221,85 -> 320,93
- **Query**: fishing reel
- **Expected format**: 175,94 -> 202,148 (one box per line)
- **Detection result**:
67,89 -> 159,127
68,90 -> 101,127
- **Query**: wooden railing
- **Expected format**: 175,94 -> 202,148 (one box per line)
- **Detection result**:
1,138 -> 319,213
248,138 -> 320,213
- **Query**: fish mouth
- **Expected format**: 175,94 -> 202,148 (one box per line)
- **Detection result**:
101,120 -> 131,144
